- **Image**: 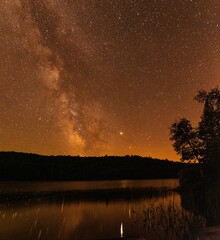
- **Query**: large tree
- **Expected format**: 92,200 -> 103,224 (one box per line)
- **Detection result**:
170,88 -> 220,176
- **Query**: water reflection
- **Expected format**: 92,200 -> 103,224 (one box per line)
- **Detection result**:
120,222 -> 123,238
0,180 -> 215,240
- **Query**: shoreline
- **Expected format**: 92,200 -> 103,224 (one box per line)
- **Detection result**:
0,186 -> 178,204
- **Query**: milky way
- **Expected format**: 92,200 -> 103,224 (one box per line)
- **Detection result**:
0,0 -> 219,159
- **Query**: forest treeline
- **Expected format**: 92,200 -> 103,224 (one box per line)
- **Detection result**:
0,152 -> 191,181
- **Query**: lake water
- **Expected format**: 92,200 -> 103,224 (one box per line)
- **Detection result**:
0,179 -> 207,240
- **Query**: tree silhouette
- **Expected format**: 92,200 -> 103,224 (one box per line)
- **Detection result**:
170,88 -> 220,176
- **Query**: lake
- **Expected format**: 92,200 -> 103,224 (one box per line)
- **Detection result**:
0,179 -> 208,240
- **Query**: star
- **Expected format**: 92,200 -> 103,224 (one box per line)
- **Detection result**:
0,0 -> 219,159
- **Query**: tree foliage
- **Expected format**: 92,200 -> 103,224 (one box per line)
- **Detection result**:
170,88 -> 220,172
170,118 -> 202,162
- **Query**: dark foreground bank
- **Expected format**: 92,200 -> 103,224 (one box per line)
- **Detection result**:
0,152 -> 190,181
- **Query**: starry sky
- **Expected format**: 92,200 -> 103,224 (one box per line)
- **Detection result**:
0,0 -> 219,160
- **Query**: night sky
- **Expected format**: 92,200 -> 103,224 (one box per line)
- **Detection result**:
0,0 -> 219,160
